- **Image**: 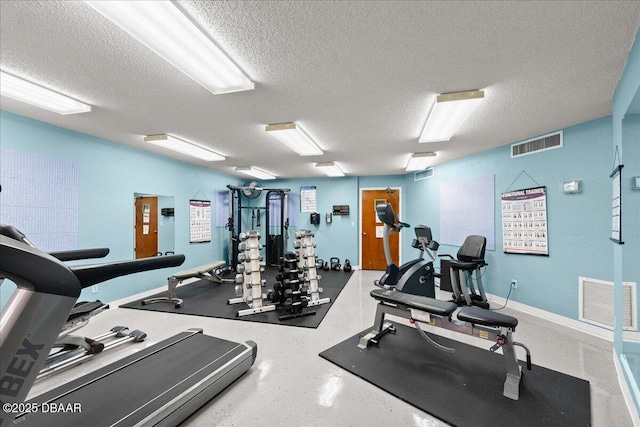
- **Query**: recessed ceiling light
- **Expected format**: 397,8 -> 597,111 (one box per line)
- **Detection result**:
316,162 -> 345,177
406,152 -> 436,171
144,134 -> 224,161
265,123 -> 323,156
235,166 -> 276,180
0,70 -> 91,115
85,1 -> 254,95
419,90 -> 484,143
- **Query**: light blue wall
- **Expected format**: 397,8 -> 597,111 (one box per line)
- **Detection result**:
1,107 -> 618,320
404,117 -> 614,320
612,24 -> 640,415
622,115 -> 640,284
157,195 -> 175,255
0,110 -> 242,304
267,175 -> 408,266
269,176 -> 360,265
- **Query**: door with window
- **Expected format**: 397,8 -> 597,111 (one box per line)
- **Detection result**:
361,189 -> 400,270
135,195 -> 158,258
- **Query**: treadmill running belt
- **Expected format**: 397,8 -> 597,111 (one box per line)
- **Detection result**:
15,330 -> 256,426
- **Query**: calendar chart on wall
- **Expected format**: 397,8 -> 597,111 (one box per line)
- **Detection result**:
501,186 -> 548,255
190,199 -> 211,243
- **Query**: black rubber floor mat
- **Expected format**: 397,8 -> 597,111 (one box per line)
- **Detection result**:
320,322 -> 591,426
121,267 -> 352,328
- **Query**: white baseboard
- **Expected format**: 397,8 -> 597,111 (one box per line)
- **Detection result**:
614,348 -> 640,427
486,292 -> 614,341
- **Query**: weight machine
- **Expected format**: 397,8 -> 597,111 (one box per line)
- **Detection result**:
226,183 -> 290,270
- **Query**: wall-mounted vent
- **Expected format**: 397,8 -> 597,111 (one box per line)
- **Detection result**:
579,277 -> 637,330
511,131 -> 563,158
414,167 -> 434,181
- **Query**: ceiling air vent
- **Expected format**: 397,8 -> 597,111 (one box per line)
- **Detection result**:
511,131 -> 563,158
414,167 -> 434,181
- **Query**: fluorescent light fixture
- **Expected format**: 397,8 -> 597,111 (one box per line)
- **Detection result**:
235,166 -> 276,180
419,90 -> 484,143
265,123 -> 323,156
406,152 -> 436,171
144,134 -> 224,161
85,1 -> 254,95
0,71 -> 91,115
316,162 -> 345,177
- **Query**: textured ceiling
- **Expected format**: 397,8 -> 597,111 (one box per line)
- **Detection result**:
1,1 -> 639,178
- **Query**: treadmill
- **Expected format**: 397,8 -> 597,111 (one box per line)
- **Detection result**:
0,226 -> 257,427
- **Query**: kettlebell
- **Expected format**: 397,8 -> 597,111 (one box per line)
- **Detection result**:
323,261 -> 330,271
330,257 -> 341,271
343,259 -> 352,273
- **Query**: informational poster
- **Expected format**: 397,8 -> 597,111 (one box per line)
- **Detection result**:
190,199 -> 211,243
501,186 -> 548,255
610,165 -> 624,244
300,186 -> 317,213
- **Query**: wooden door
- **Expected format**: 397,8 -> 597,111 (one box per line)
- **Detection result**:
361,189 -> 400,270
135,196 -> 158,259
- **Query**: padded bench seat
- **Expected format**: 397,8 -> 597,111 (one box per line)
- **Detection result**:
457,306 -> 518,329
370,289 -> 457,317
172,261 -> 225,280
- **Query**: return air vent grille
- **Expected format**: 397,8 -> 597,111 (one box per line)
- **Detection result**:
579,277 -> 636,330
414,167 -> 434,181
511,131 -> 563,158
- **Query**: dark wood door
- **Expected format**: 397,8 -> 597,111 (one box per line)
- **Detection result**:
135,196 -> 158,259
361,189 -> 400,270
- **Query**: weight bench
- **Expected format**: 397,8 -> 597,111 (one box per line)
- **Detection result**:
142,261 -> 232,308
359,289 -> 531,400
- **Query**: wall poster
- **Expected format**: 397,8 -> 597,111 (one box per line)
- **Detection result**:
610,164 -> 624,244
300,186 -> 317,213
501,186 -> 548,255
190,199 -> 211,243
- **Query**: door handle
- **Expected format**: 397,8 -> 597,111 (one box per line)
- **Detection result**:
362,232 -> 367,236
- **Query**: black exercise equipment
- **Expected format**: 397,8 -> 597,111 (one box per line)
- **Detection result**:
0,225 -> 147,377
343,259 -> 352,272
227,183 -> 290,269
0,226 -> 257,426
330,257 -> 341,271
267,252 -> 316,320
142,260 -> 233,308
374,203 -> 438,298
439,235 -> 490,308
359,288 -> 531,400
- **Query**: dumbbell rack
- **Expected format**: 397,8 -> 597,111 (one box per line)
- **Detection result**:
295,229 -> 330,308
227,230 -> 276,317
269,252 -> 315,320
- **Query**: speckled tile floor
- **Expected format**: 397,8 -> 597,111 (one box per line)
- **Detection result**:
29,270 -> 635,427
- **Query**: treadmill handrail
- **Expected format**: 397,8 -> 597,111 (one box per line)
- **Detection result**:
71,255 -> 185,289
50,248 -> 110,261
0,236 -> 82,298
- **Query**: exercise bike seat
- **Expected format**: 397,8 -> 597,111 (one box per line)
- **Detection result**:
457,306 -> 518,330
448,259 -> 482,271
370,289 -> 457,317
